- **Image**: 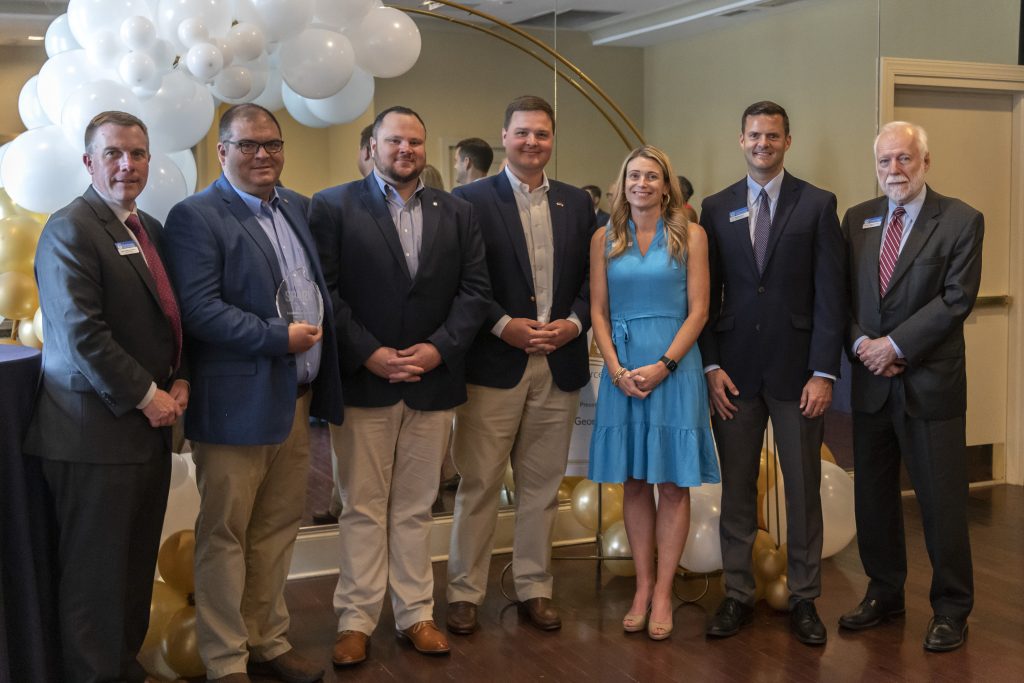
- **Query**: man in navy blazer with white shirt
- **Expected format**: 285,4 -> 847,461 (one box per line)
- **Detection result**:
163,104 -> 342,683
699,101 -> 845,645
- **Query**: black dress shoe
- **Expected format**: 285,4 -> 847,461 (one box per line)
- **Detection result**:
446,601 -> 478,634
518,597 -> 561,630
790,599 -> 827,646
706,597 -> 754,638
924,615 -> 968,652
311,509 -> 339,525
838,597 -> 905,631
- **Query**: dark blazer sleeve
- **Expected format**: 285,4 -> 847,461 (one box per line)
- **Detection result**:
567,187 -> 596,332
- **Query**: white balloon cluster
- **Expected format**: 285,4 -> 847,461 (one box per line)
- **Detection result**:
1,0 -> 422,220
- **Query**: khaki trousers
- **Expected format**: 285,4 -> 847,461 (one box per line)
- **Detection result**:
332,402 -> 453,633
192,393 -> 311,679
447,354 -> 580,604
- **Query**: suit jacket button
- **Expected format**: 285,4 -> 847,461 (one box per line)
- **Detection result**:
755,324 -> 761,332
529,296 -> 536,302
758,286 -> 765,293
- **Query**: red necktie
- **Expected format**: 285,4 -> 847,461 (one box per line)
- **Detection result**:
125,213 -> 183,370
878,207 -> 905,297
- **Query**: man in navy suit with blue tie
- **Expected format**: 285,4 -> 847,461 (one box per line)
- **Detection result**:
163,104 -> 343,683
698,101 -> 845,645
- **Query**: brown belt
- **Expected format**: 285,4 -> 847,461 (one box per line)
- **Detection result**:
297,383 -> 310,398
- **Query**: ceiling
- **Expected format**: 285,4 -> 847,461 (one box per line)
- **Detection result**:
0,0 -> 825,48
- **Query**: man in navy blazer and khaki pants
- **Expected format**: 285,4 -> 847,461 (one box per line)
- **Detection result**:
445,96 -> 594,635
163,104 -> 343,683
310,106 -> 490,665
699,101 -> 845,645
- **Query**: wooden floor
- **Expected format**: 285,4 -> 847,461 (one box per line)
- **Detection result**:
248,484 -> 1022,683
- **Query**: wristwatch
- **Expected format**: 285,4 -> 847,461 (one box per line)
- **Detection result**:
659,356 -> 678,372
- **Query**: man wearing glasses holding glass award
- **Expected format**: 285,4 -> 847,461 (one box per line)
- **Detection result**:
163,104 -> 343,683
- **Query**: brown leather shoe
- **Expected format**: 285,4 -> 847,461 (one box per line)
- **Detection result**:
205,674 -> 251,683
332,630 -> 369,667
248,648 -> 324,683
519,597 -> 562,630
446,601 -> 478,634
396,620 -> 451,654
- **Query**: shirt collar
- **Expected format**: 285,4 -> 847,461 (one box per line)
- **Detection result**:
93,187 -> 135,225
230,181 -> 281,216
372,169 -> 425,206
746,171 -> 784,204
505,165 -> 549,195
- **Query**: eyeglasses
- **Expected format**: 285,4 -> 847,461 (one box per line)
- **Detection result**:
224,139 -> 285,155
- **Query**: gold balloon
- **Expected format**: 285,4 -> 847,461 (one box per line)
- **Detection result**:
601,520 -> 636,576
144,581 -> 189,651
160,605 -> 205,678
157,530 -> 196,595
0,215 -> 41,275
0,271 -> 38,320
570,479 -> 624,532
558,475 -> 584,501
755,547 -> 786,582
0,189 -> 18,219
753,529 -> 775,557
16,315 -> 42,349
765,575 -> 790,611
821,443 -> 836,465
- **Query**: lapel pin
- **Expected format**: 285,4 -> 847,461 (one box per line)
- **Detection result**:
556,201 -> 564,207
433,201 -> 438,206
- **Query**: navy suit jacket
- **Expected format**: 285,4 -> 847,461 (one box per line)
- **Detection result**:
162,175 -> 343,445
25,186 -> 187,463
698,171 -> 846,401
309,174 -> 491,411
453,172 -> 594,392
843,187 -> 983,419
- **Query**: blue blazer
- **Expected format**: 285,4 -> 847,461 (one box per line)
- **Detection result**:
309,174 -> 491,411
163,175 -> 343,445
453,172 -> 594,392
698,172 -> 846,401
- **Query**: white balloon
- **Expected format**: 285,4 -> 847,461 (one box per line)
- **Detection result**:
0,126 -> 91,214
121,15 -> 157,51
351,6 -> 421,79
169,451 -> 189,489
60,79 -> 143,151
279,28 -> 354,99
281,81 -> 330,128
85,29 -> 127,70
226,22 -> 265,63
133,72 -> 166,100
680,510 -> 723,573
137,152 -> 187,224
213,38 -> 234,68
168,149 -> 197,194
146,38 -> 178,75
820,460 -> 856,558
118,51 -> 158,87
176,17 -> 209,48
45,14 -> 81,57
67,0 -> 154,49
251,68 -> 284,112
212,65 -> 253,100
156,0 -> 232,51
251,0 -> 314,44
185,42 -> 224,81
0,143 -> 9,188
142,70 -> 216,153
307,66 -> 374,125
37,49 -> 93,126
314,0 -> 379,31
18,77 -> 51,129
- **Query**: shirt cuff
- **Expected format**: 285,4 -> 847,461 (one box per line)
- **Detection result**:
566,313 -> 583,337
812,371 -> 836,381
703,364 -> 721,374
852,335 -> 868,354
491,314 -> 512,338
887,336 -> 905,359
136,382 -> 157,410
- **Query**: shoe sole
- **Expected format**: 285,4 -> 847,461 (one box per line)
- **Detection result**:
332,640 -> 369,667
924,625 -> 968,652
395,630 -> 451,654
706,614 -> 754,638
446,621 -> 478,635
517,603 -> 562,630
838,608 -> 905,631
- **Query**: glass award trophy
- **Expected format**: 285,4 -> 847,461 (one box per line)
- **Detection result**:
275,267 -> 324,327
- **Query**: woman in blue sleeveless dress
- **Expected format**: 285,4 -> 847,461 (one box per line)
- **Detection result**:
589,145 -> 720,640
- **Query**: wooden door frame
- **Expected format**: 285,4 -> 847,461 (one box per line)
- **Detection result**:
881,57 -> 1024,485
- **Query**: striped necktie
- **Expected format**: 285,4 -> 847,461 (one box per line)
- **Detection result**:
879,207 -> 906,297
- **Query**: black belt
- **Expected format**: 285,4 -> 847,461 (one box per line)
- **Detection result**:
297,383 -> 310,398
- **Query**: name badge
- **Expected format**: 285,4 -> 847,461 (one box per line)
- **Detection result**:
729,207 -> 749,222
862,216 -> 883,229
116,241 -> 140,256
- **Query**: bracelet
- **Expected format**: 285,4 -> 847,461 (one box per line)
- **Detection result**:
611,367 -> 628,385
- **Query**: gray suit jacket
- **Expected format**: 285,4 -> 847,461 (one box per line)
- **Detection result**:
842,186 -> 983,419
24,186 -> 186,464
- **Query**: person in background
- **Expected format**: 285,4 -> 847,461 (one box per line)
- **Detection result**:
677,175 -> 698,223
583,184 -> 610,228
588,145 -> 720,641
453,137 -> 494,186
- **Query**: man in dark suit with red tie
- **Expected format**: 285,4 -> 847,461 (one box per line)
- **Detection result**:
25,111 -> 188,683
838,121 -> 982,652
699,101 -> 846,645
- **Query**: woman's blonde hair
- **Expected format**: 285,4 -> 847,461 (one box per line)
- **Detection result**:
606,145 -> 689,264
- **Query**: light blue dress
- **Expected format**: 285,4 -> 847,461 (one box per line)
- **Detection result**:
588,220 -> 720,486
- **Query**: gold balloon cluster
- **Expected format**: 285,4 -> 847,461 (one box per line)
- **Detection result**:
140,530 -> 206,679
0,189 -> 45,348
564,478 -> 635,576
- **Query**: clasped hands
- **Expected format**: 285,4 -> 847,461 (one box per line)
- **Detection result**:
500,318 -> 577,355
141,379 -> 189,428
857,337 -> 906,377
366,343 -> 442,383
613,362 -> 669,400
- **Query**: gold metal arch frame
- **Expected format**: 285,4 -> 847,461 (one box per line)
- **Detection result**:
399,1 -> 645,150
